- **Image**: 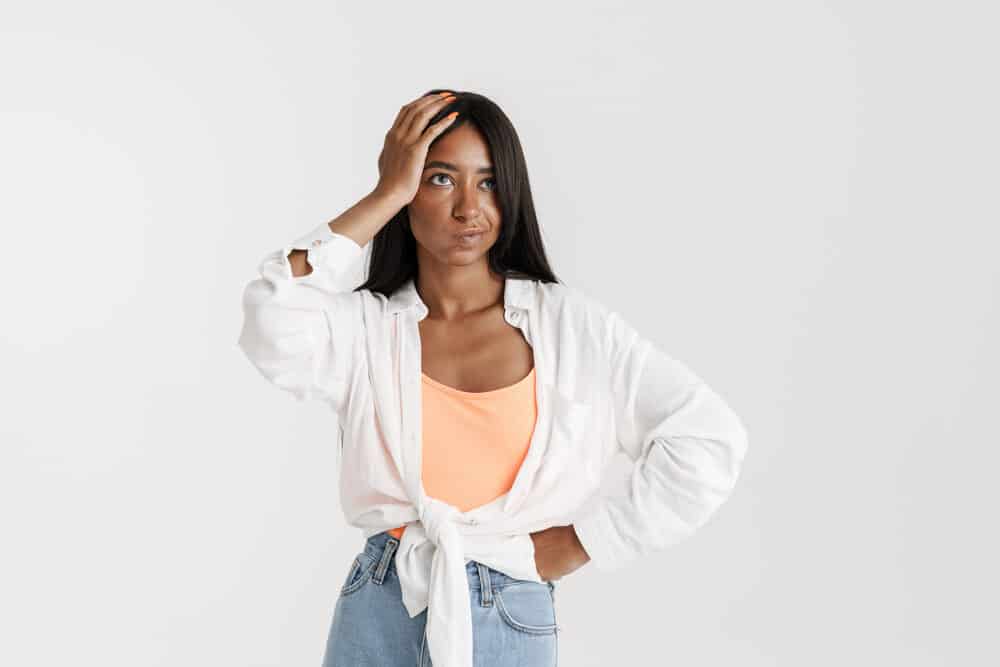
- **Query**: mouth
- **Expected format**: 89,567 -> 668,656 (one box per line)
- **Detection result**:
455,230 -> 485,246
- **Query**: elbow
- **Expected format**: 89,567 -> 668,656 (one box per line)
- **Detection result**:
658,415 -> 749,527
729,416 -> 749,480
237,292 -> 276,365
711,413 -> 749,501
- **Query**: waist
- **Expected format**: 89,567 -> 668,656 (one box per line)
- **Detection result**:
364,530 -> 528,591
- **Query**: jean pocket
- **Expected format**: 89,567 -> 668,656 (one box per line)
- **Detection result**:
494,582 -> 558,635
340,552 -> 377,597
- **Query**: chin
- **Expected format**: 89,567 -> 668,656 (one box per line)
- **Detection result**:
442,241 -> 491,260
447,251 -> 489,265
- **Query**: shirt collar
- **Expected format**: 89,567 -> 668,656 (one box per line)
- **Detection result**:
387,274 -> 535,321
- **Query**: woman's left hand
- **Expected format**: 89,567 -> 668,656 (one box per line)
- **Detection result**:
530,525 -> 591,582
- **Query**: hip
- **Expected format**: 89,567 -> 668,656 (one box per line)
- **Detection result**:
321,530 -> 559,666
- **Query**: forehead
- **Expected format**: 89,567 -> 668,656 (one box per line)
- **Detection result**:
427,124 -> 492,166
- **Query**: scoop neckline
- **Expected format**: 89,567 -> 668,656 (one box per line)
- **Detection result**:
421,366 -> 535,399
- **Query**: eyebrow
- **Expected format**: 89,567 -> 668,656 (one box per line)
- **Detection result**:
423,160 -> 494,174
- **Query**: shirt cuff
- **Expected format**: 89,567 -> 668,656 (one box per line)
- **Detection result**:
280,222 -> 366,282
289,221 -> 361,251
572,502 -> 632,573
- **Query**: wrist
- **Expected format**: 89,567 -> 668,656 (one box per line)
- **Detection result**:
368,185 -> 410,210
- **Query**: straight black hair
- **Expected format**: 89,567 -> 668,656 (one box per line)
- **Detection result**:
354,89 -> 560,299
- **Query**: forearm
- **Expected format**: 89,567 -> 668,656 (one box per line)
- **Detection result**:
287,187 -> 407,277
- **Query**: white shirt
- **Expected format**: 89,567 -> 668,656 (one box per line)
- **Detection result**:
237,221 -> 749,667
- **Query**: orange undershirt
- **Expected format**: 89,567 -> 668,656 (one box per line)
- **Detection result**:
388,366 -> 538,540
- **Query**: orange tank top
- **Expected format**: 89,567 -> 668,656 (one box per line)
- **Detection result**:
387,366 -> 537,540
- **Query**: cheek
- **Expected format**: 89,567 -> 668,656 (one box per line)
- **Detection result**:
413,184 -> 449,206
406,193 -> 441,224
407,191 -> 431,215
408,194 -> 450,228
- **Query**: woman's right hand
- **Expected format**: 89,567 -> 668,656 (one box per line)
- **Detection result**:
373,91 -> 459,206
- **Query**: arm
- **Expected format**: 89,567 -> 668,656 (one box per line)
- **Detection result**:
236,190 -> 404,413
572,307 -> 750,572
238,90 -> 463,413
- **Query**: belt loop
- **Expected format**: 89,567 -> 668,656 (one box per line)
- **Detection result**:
477,562 -> 493,607
372,534 -> 398,585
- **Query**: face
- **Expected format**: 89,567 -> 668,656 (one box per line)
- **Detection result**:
407,123 -> 501,268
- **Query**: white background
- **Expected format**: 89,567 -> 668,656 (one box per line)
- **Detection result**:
2,1 -> 997,664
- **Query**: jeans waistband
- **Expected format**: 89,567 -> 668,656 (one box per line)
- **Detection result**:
361,530 -> 553,595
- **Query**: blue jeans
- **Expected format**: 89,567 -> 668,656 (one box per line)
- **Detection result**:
321,530 -> 559,666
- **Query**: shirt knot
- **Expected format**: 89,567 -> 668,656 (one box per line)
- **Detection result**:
418,496 -> 461,546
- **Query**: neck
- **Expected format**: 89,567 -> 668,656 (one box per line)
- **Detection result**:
415,265 -> 503,321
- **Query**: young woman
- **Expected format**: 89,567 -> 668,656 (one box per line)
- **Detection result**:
238,89 -> 749,667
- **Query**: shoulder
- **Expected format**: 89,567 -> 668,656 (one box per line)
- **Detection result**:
529,280 -> 647,355
529,279 -> 614,322
337,285 -> 393,313
523,280 -> 621,355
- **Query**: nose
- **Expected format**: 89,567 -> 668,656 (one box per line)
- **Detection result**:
452,181 -> 482,222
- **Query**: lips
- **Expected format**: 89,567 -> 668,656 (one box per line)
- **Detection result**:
456,230 -> 485,245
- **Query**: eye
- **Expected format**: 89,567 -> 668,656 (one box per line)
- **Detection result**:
428,173 -> 498,192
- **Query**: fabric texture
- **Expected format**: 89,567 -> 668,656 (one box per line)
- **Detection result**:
323,530 -> 558,666
388,365 -> 538,541
238,221 -> 750,667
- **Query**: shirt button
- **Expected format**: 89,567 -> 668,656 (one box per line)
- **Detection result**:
312,239 -> 323,247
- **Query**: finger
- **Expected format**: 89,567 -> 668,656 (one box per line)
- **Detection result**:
416,111 -> 459,149
399,92 -> 454,140
390,91 -> 452,137
403,93 -> 456,142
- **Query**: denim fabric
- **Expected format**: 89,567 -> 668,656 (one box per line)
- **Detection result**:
322,531 -> 558,666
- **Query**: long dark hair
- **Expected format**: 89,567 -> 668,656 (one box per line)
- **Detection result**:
354,89 -> 560,299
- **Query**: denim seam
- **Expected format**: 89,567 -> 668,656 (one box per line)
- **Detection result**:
372,536 -> 398,585
494,589 -> 558,635
340,554 -> 377,597
477,562 -> 493,607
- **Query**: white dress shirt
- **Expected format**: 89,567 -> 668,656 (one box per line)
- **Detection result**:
237,221 -> 749,667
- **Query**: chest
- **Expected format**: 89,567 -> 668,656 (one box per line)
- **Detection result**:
417,305 -> 535,393
342,295 -> 616,506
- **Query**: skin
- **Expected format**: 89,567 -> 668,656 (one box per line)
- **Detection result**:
297,91 -> 592,581
406,121 -> 590,582
409,123 -> 534,397
408,122 -> 505,324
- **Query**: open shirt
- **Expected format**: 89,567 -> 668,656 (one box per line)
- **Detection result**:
237,221 -> 750,667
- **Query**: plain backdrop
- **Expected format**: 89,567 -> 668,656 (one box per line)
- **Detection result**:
2,1 -> 997,665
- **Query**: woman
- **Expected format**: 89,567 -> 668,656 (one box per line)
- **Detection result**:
238,89 -> 749,666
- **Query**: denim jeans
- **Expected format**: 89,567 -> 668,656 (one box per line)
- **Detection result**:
321,530 -> 559,666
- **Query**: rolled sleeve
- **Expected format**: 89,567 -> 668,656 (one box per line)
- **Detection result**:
573,309 -> 749,572
237,223 -> 367,416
